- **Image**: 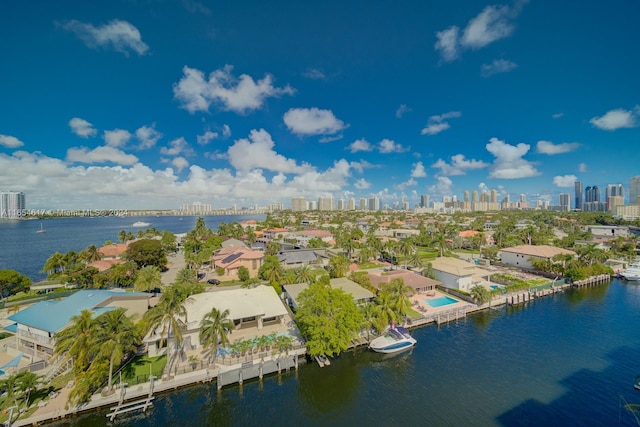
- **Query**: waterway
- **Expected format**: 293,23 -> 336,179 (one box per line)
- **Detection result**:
47,279 -> 640,426
0,215 -> 265,281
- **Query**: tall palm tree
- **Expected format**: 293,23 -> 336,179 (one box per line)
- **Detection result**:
82,244 -> 104,263
144,285 -> 189,375
199,307 -> 234,365
42,251 -> 65,275
135,265 -> 162,292
93,308 -> 139,393
433,233 -> 448,257
399,238 -> 415,269
294,265 -> 315,284
54,309 -> 95,373
328,254 -> 350,278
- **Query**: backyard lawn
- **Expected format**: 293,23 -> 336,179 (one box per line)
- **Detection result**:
121,355 -> 167,385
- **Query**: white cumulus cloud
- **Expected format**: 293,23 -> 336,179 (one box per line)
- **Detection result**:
349,138 -> 373,153
0,134 -> 24,148
135,125 -> 162,149
354,178 -> 371,190
283,107 -> 347,136
69,118 -> 97,138
197,131 -> 219,145
432,154 -> 488,176
222,124 -> 231,138
552,174 -> 578,187
435,1 -> 527,62
485,137 -> 540,179
66,146 -> 138,165
172,156 -> 189,172
428,176 -> 454,197
302,68 -> 326,80
578,163 -> 588,173
536,140 -> 580,155
589,106 -> 639,130
379,138 -> 409,154
396,104 -> 412,118
481,59 -> 517,77
394,178 -> 417,191
173,65 -> 294,114
227,129 -> 312,174
103,129 -> 132,148
160,137 -> 194,157
421,111 -> 461,136
411,161 -> 427,178
59,19 -> 149,56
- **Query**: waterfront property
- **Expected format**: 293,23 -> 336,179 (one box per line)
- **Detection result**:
7,289 -> 150,360
366,269 -> 440,293
424,296 -> 458,308
498,244 -> 576,270
145,285 -> 294,358
430,257 -> 493,292
283,278 -> 375,310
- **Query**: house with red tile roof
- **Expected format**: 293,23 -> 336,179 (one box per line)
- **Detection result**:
212,248 -> 265,280
366,269 -> 440,293
98,243 -> 128,260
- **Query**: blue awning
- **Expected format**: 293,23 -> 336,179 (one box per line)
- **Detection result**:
0,352 -> 23,370
3,323 -> 17,333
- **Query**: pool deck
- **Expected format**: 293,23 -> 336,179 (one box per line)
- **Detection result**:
410,290 -> 467,316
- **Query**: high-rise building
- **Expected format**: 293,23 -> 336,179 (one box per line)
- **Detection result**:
574,181 -> 583,210
490,189 -> 497,204
630,176 -> 640,204
368,197 -> 379,211
337,199 -> 345,210
585,185 -> 600,203
606,184 -> 624,209
559,193 -> 570,212
348,198 -> 356,210
290,197 -> 308,211
420,194 -> 429,208
471,190 -> 478,202
0,191 -> 26,219
359,198 -> 367,210
318,197 -> 334,211
308,200 -> 318,210
463,190 -> 470,202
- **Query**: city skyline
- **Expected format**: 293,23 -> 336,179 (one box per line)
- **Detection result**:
0,1 -> 639,210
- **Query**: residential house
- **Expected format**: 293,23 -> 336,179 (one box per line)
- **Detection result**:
499,245 -> 576,270
367,269 -> 440,293
212,247 -> 265,280
278,249 -> 321,269
430,257 -> 492,292
145,285 -> 292,357
282,278 -> 375,310
7,289 -> 149,360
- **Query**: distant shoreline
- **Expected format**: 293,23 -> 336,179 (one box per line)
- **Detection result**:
0,209 -> 272,220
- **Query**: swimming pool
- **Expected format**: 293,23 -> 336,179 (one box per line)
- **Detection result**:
424,296 -> 458,308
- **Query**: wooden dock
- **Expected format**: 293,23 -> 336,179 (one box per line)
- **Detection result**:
106,376 -> 155,421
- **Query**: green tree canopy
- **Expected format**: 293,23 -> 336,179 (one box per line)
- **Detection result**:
295,279 -> 363,357
0,269 -> 31,299
124,238 -> 167,270
135,265 -> 162,292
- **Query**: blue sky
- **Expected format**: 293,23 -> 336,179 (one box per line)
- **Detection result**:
1,0 -> 638,210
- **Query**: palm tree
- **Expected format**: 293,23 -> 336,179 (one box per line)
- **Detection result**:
433,233 -> 448,257
54,309 -> 95,373
174,267 -> 197,287
199,307 -> 234,365
118,229 -> 127,243
82,244 -> 104,263
93,308 -> 139,393
294,265 -> 315,284
399,238 -> 415,269
328,254 -> 350,278
470,284 -> 491,306
135,265 -> 162,292
387,278 -> 412,319
42,251 -> 65,275
144,285 -> 190,376
16,371 -> 40,412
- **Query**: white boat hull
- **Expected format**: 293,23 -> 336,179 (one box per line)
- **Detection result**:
369,326 -> 417,354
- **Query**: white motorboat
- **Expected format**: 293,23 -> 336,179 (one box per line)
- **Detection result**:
369,325 -> 416,354
621,263 -> 640,281
132,221 -> 151,228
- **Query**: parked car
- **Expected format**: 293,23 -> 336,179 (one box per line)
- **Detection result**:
207,278 -> 220,285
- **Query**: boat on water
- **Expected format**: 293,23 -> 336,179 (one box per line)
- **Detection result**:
369,325 -> 417,354
621,263 -> 640,281
132,221 -> 151,228
35,223 -> 46,233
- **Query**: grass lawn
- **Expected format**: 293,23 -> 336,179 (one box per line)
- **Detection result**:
406,307 -> 423,319
358,262 -> 383,270
121,355 -> 167,384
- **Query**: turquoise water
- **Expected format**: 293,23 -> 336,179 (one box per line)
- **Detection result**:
424,296 -> 459,308
45,279 -> 640,426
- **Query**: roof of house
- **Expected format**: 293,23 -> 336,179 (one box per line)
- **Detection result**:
500,245 -> 576,258
296,229 -> 333,238
8,289 -> 148,333
184,285 -> 288,327
87,259 -> 125,272
98,243 -> 128,258
221,238 -> 248,249
366,269 -> 440,291
459,230 -> 481,237
283,279 -> 375,306
430,257 -> 491,278
214,248 -> 264,269
278,250 -> 318,265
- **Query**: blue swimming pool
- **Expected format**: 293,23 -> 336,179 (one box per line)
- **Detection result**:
424,296 -> 458,308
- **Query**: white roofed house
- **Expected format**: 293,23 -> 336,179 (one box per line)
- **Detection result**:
430,257 -> 492,292
144,285 -> 297,358
499,245 -> 576,270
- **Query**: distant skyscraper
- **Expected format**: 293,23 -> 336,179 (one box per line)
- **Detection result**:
490,189 -> 497,204
559,193 -> 570,212
290,197 -> 308,211
606,184 -> 624,209
359,198 -> 367,210
574,181 -> 583,210
337,199 -> 345,210
0,191 -> 25,219
420,194 -> 429,208
585,185 -> 600,203
318,197 -> 333,211
471,190 -> 478,202
463,190 -> 470,202
519,194 -> 527,203
348,198 -> 356,210
368,197 -> 379,211
630,176 -> 640,204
